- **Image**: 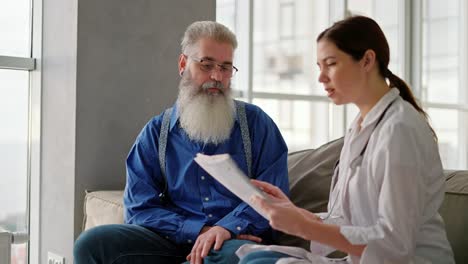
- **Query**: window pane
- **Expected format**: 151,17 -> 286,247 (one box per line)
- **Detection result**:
0,69 -> 29,264
253,98 -> 344,151
0,0 -> 31,57
347,0 -> 403,76
422,0 -> 465,104
216,0 -> 242,93
216,0 -> 237,31
427,108 -> 467,169
252,0 -> 330,96
12,243 -> 27,264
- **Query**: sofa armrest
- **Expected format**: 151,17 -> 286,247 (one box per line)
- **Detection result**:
82,190 -> 125,231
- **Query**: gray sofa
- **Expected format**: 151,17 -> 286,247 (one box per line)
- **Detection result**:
82,138 -> 468,263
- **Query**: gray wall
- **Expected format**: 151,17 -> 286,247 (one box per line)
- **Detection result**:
40,0 -> 78,263
40,0 -> 215,263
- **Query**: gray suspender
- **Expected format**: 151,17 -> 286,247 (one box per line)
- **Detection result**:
159,107 -> 173,180
235,101 -> 252,178
158,101 -> 252,189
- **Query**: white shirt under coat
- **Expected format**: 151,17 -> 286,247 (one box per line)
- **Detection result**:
237,88 -> 454,264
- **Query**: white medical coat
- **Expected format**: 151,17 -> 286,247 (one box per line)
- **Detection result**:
237,88 -> 454,264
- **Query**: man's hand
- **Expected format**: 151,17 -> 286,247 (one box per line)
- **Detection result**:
186,226 -> 263,264
186,226 -> 231,264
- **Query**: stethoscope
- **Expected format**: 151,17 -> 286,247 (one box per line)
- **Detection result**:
320,100 -> 395,221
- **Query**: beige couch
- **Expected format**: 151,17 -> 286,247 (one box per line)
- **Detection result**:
82,138 -> 468,263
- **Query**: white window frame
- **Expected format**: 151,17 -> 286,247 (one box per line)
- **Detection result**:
29,0 -> 43,261
0,0 -> 42,263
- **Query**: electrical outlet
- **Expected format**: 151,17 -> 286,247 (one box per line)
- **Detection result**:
47,252 -> 65,264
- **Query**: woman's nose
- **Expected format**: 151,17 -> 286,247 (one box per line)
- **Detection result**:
318,71 -> 328,83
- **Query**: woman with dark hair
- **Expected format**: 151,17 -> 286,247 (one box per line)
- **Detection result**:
236,16 -> 454,264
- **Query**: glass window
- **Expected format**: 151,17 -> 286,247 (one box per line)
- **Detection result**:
422,0 -> 464,104
0,70 -> 29,264
216,0 -> 237,31
279,2 -> 295,40
0,0 -> 31,57
217,0 -> 468,169
427,108 -> 467,169
12,243 -> 27,264
421,0 -> 467,169
253,98 -> 344,151
252,0 -> 330,96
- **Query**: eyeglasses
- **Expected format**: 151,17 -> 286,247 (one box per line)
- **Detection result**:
186,55 -> 238,77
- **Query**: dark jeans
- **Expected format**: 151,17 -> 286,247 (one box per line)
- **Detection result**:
74,224 -> 255,264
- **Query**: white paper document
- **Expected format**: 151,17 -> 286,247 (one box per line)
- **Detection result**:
194,153 -> 270,220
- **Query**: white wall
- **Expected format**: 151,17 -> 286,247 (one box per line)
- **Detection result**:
39,0 -> 215,263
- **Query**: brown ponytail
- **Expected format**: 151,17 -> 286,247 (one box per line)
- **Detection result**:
318,16 -> 437,140
385,69 -> 437,140
385,69 -> 423,115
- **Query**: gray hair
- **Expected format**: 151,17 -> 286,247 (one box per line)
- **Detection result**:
181,21 -> 238,55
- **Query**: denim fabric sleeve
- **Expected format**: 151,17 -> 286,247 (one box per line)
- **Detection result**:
124,118 -> 205,244
215,105 -> 289,236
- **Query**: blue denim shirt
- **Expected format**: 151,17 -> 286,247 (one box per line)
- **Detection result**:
124,102 -> 289,244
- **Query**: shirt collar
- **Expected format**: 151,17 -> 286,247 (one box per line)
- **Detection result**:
360,88 -> 399,128
169,100 -> 240,131
169,103 -> 180,131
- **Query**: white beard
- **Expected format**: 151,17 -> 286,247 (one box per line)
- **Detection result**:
176,70 -> 236,145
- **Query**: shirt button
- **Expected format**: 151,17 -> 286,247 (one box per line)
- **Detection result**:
204,197 -> 210,201
208,214 -> 213,218
236,226 -> 241,231
201,176 -> 205,180
188,239 -> 192,243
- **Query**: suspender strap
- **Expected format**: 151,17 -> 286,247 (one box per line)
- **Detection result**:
159,107 -> 172,181
236,100 -> 252,178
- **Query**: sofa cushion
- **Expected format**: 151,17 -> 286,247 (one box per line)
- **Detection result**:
276,137 -> 344,249
82,190 -> 124,230
439,170 -> 468,264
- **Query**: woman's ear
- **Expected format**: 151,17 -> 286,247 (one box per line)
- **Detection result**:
178,54 -> 187,76
362,49 -> 376,72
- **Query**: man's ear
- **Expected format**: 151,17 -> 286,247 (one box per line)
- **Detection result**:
178,54 -> 187,76
362,49 -> 376,72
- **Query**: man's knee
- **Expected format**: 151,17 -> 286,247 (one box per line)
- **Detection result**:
74,225 -> 119,263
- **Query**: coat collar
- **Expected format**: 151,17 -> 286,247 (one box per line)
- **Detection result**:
360,88 -> 399,129
346,88 -> 400,167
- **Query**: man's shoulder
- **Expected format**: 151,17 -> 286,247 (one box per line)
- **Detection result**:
139,106 -> 174,135
236,101 -> 282,137
237,100 -> 265,117
145,113 -> 163,129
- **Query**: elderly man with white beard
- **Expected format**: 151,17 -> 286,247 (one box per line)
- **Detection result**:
74,21 -> 289,264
